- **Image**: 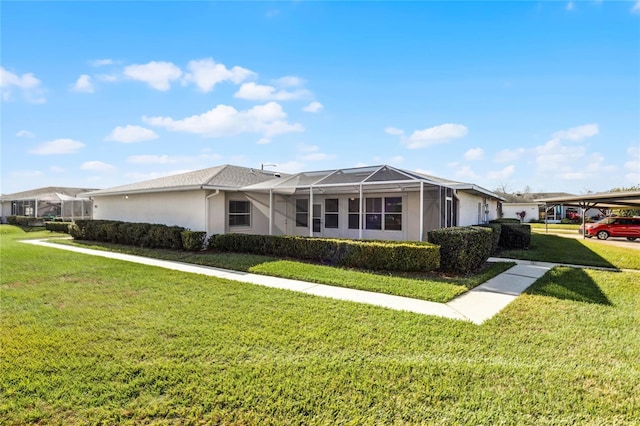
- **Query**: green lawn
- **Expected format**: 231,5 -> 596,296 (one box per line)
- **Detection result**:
54,238 -> 513,303
500,233 -> 640,270
2,226 -> 640,424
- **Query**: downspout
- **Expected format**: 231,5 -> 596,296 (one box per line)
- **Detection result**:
419,181 -> 424,241
309,186 -> 314,237
359,183 -> 363,240
269,189 -> 273,236
205,190 -> 221,236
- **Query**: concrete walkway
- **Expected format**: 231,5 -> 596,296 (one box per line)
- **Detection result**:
23,239 -> 556,325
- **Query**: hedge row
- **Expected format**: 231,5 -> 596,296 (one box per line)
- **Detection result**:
6,215 -> 45,227
427,226 -> 494,274
498,223 -> 531,249
208,233 -> 440,272
70,220 -> 192,250
45,221 -> 73,233
489,219 -> 531,249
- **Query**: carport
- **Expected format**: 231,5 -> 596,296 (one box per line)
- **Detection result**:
535,191 -> 640,238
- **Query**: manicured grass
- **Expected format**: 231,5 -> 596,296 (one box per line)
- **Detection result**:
500,233 -> 640,270
54,238 -> 513,303
529,223 -> 581,234
2,226 -> 639,424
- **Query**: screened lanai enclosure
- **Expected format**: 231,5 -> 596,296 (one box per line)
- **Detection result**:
240,165 -> 503,242
0,187 -> 97,221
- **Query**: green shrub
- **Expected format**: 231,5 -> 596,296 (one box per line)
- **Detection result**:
476,223 -> 502,254
427,226 -> 493,274
498,223 -> 531,249
70,220 -> 187,250
490,218 -> 522,224
45,221 -> 73,233
208,233 -> 440,272
6,215 -> 44,227
181,231 -> 207,251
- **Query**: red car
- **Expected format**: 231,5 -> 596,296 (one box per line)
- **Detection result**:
582,216 -> 640,240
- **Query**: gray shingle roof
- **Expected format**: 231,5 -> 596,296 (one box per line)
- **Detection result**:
84,165 -> 283,196
0,187 -> 99,202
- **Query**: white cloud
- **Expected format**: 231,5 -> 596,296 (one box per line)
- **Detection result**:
123,61 -> 183,91
303,101 -> 323,113
49,166 -> 65,173
273,161 -> 305,174
234,82 -> 310,101
1,66 -> 46,103
385,127 -> 405,136
464,148 -> 484,161
183,58 -> 255,92
551,123 -> 598,142
266,9 -> 280,18
16,130 -> 35,138
81,161 -> 116,172
454,165 -> 480,180
105,125 -> 159,143
535,139 -> 586,173
257,138 -> 271,145
388,155 -> 404,165
275,76 -> 304,87
73,74 -> 94,93
299,144 -> 320,152
29,138 -> 85,155
494,147 -> 526,163
90,59 -> 116,67
404,123 -> 468,149
566,2 -> 574,11
625,145 -> 640,183
487,165 -> 516,180
143,102 -> 304,141
631,1 -> 640,14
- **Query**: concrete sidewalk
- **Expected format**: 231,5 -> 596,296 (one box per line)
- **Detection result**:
22,239 -> 554,325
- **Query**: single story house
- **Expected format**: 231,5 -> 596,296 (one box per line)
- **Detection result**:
0,187 -> 97,220
501,192 -> 604,223
83,164 -> 505,242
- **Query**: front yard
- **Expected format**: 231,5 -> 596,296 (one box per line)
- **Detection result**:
1,225 -> 639,424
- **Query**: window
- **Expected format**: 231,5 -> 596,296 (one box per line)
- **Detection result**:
325,198 -> 339,228
384,197 -> 402,231
295,199 -> 308,227
348,198 -> 360,229
365,197 -> 402,231
365,197 -> 382,230
228,200 -> 251,227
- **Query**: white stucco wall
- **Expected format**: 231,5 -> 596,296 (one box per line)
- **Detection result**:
502,203 -> 540,222
92,190 -> 207,231
456,191 -> 500,226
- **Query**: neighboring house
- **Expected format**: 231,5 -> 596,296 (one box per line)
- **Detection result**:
500,192 -> 601,222
0,187 -> 97,220
84,164 -> 504,242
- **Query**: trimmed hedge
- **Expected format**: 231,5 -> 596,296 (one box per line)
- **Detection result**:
490,218 -> 522,224
70,220 -> 186,250
476,223 -> 502,254
427,226 -> 493,274
45,221 -> 73,234
208,233 -> 440,272
498,223 -> 531,249
6,215 -> 45,227
181,231 -> 207,251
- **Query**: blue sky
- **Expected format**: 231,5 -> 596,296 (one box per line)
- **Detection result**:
2,1 -> 639,195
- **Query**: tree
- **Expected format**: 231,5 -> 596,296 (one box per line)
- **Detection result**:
609,185 -> 640,217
